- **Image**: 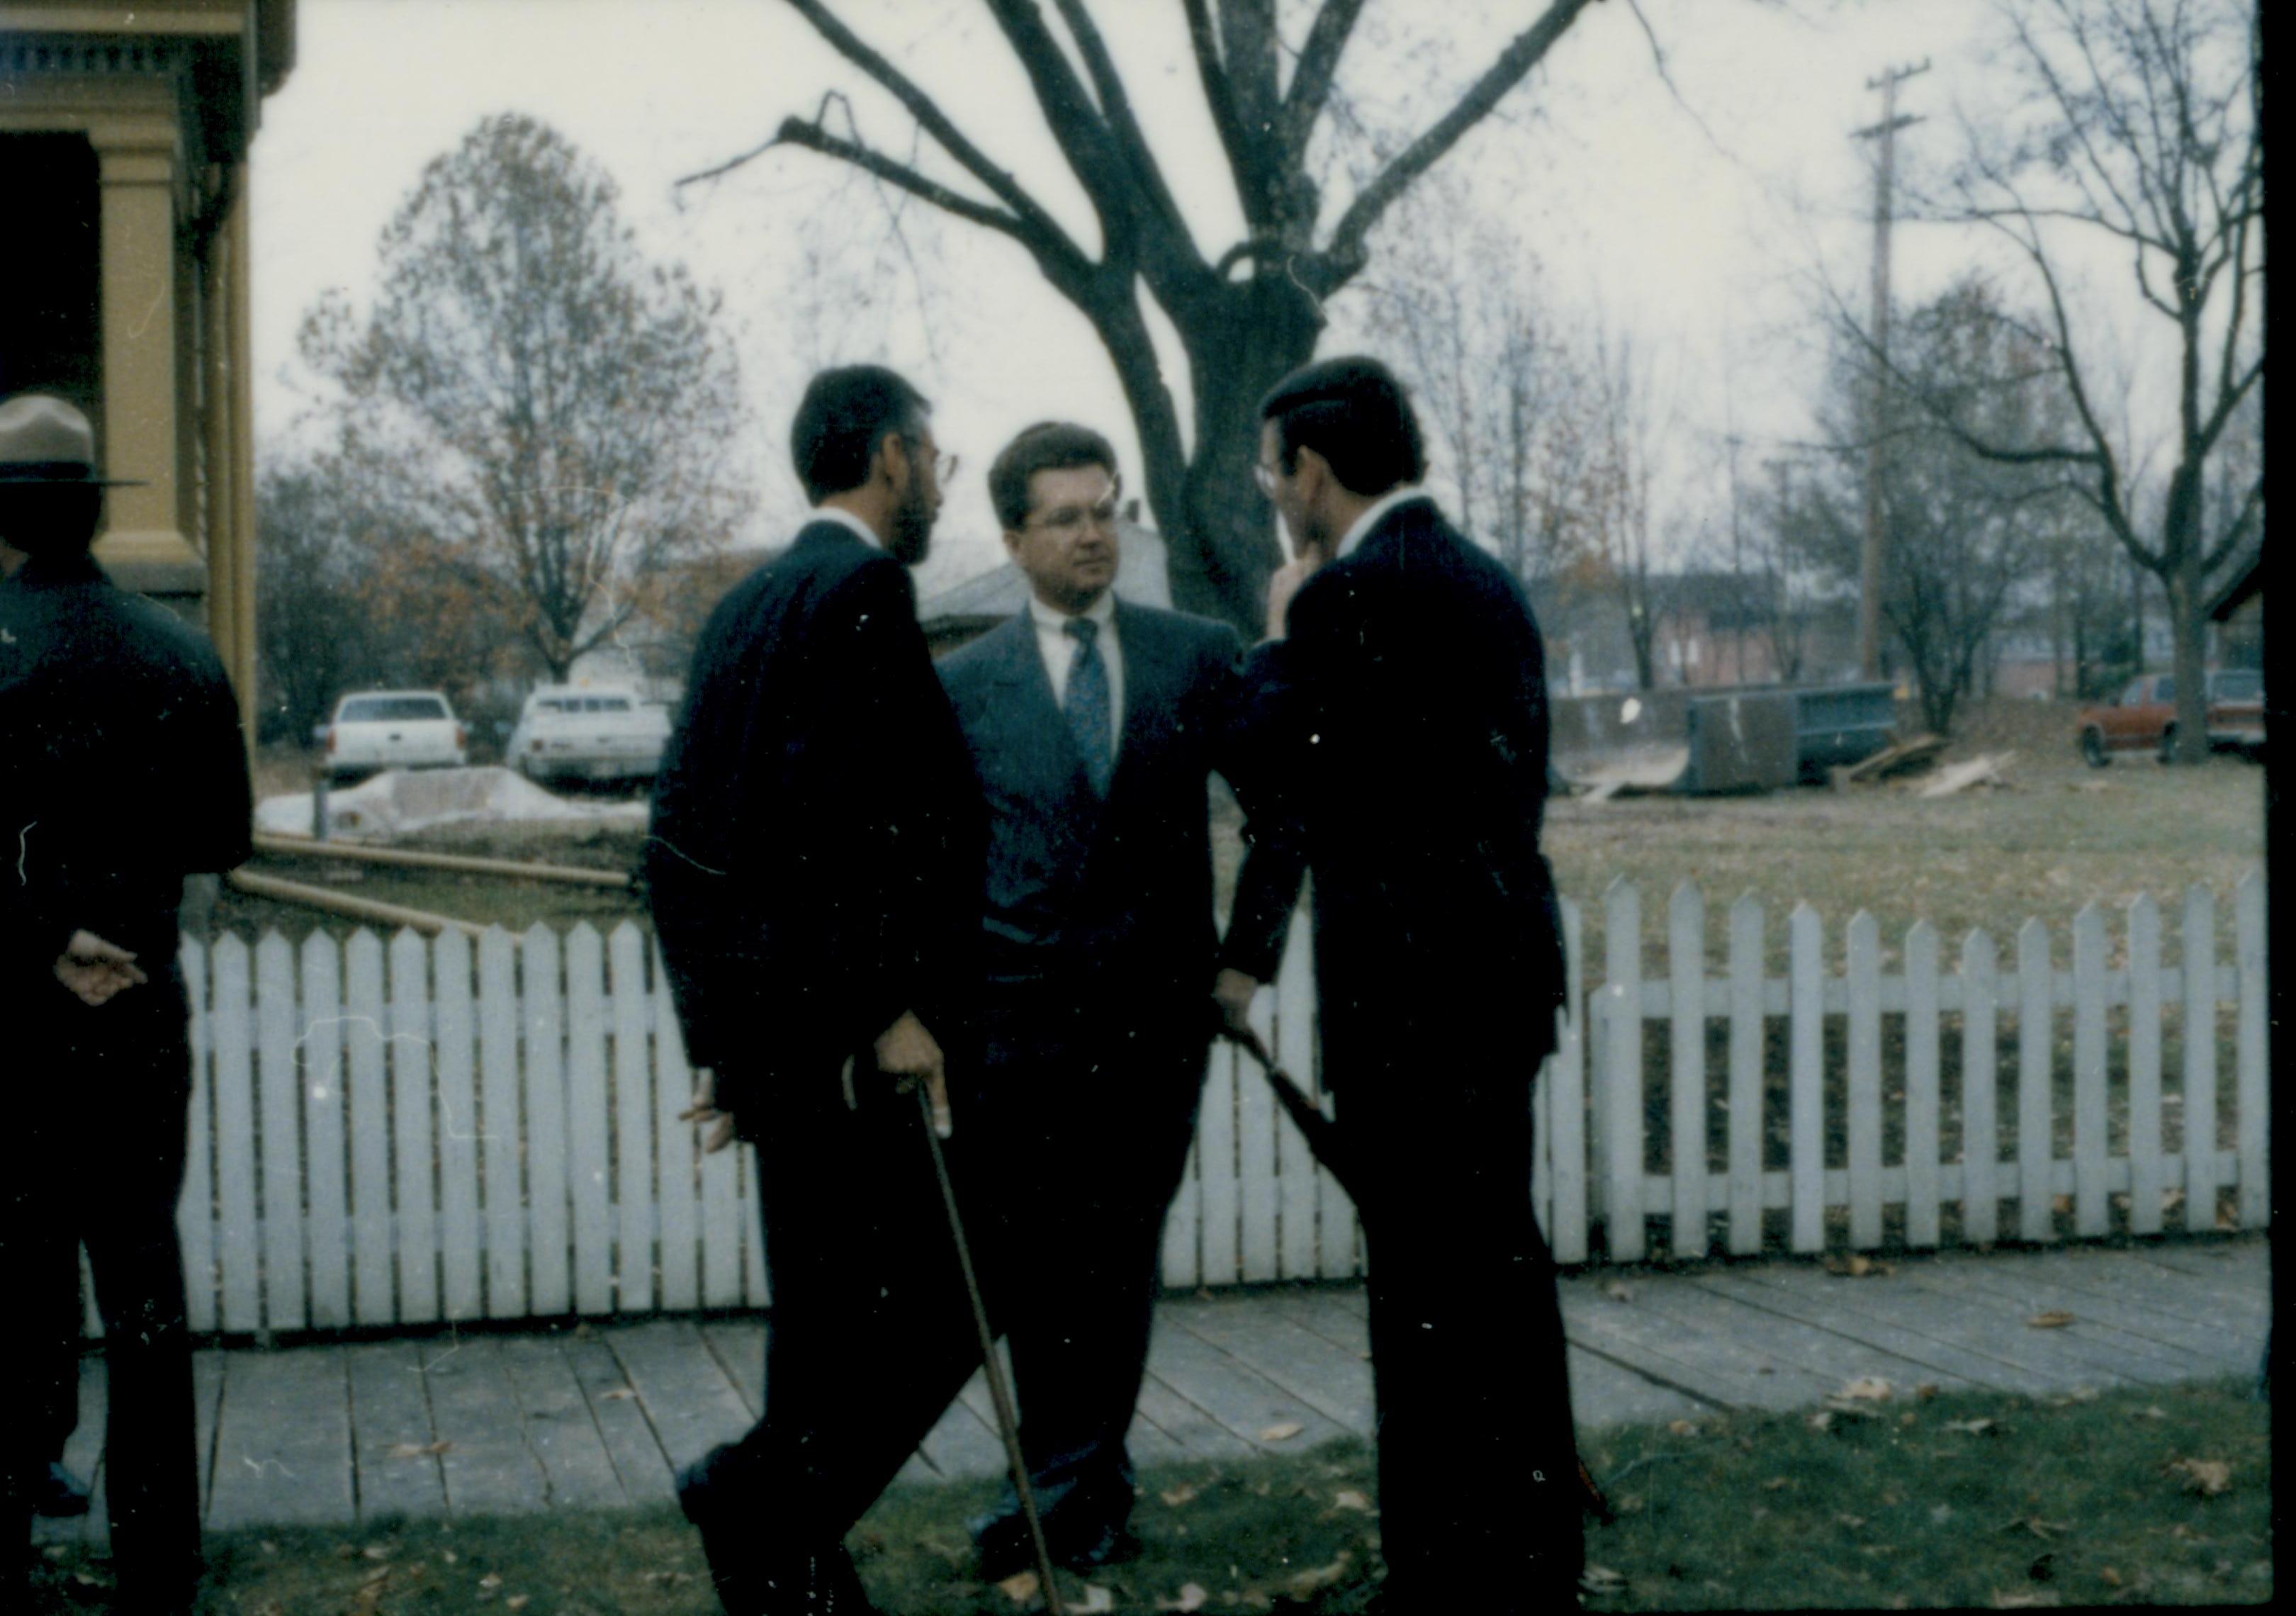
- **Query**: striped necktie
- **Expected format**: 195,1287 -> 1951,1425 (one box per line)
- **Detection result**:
1064,616 -> 1113,795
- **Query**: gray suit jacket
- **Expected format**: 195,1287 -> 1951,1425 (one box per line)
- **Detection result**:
939,599 -> 1242,1009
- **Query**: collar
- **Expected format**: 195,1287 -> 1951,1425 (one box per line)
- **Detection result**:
1026,588 -> 1116,636
1334,487 -> 1434,561
11,551 -> 106,590
809,505 -> 882,550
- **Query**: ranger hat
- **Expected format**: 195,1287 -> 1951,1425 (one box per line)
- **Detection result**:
0,393 -> 145,486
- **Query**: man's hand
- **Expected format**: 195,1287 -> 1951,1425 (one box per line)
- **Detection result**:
1264,555 -> 1321,641
54,930 -> 147,1008
1212,968 -> 1261,1040
677,1067 -> 739,1155
875,1010 -> 951,1138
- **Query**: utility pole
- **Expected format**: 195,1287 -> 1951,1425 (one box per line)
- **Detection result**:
1854,59 -> 1928,684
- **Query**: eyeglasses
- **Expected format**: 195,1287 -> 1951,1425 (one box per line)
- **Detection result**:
1025,499 -> 1121,536
933,450 -> 960,486
1253,461 -> 1281,498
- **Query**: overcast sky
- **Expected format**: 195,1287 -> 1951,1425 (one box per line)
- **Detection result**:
249,0 -> 2070,594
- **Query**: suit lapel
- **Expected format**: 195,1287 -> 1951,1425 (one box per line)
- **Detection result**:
981,612 -> 1096,810
1108,600 -> 1175,798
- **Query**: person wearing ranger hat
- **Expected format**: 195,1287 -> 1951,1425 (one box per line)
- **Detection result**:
1,392 -> 252,1612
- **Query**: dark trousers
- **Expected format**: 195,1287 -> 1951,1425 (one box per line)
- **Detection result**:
698,1069 -> 1008,1612
967,986 -> 1206,1547
1332,1011 -> 1584,1612
4,968 -> 200,1610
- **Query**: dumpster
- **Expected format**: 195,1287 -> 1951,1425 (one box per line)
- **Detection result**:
1552,682 -> 1896,795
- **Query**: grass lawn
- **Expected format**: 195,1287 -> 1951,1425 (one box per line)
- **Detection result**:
29,1376 -> 2268,1612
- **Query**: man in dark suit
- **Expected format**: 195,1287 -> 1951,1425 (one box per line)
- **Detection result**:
646,366 -> 991,1616
938,423 -> 1241,1576
1212,357 -> 1583,1612
1,393 -> 253,1615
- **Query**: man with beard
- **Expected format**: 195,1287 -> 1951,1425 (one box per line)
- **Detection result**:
1213,357 -> 1584,1612
646,365 -> 989,1616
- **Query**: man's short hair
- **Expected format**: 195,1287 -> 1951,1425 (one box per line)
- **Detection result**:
986,421 -> 1118,531
1259,355 -> 1426,498
789,365 -> 930,503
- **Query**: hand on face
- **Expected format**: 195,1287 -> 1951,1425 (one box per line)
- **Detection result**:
54,930 -> 147,1006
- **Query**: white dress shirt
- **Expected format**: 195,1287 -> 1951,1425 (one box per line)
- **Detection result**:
1028,590 -> 1125,754
809,505 -> 882,549
1334,486 -> 1434,561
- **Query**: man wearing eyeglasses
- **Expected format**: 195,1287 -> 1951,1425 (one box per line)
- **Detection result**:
648,365 -> 989,1616
937,422 -> 1242,1579
1214,357 -> 1582,1613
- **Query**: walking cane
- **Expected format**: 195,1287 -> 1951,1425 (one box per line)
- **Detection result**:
1217,1020 -> 1614,1525
913,1084 -> 1069,1616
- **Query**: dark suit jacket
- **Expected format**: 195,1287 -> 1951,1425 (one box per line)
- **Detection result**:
645,521 -> 984,1120
0,554 -> 252,981
938,600 -> 1242,1012
1220,496 -> 1565,1072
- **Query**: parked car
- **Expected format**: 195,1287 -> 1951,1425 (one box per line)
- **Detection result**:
320,690 -> 468,783
505,685 -> 671,784
2076,670 -> 2265,765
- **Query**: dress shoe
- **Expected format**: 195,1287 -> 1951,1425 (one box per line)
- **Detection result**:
973,1510 -> 1139,1582
677,1447 -> 875,1615
34,1462 -> 90,1518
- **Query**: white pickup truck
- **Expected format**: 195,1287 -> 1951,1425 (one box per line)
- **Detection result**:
506,685 -> 671,785
321,690 -> 468,783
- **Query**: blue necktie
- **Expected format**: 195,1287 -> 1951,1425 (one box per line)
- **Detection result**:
1064,616 -> 1113,796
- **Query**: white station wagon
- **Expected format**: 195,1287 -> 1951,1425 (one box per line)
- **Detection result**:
506,685 -> 671,784
321,690 -> 468,783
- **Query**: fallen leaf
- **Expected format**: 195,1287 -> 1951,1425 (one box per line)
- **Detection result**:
478,1572 -> 503,1590
505,1598 -> 530,1612
599,1388 -> 638,1401
1806,1410 -> 1835,1432
1256,1421 -> 1305,1443
1838,1513 -> 1865,1530
2134,1405 -> 2167,1421
1159,1482 -> 1200,1508
1070,1587 -> 1116,1613
2166,1457 -> 2232,1496
1991,1590 -> 2059,1607
2051,1193 -> 2073,1214
1899,1411 -> 1918,1427
2027,1310 -> 2076,1328
1667,1420 -> 1700,1437
1580,1564 -> 1628,1593
1932,1504 -> 1954,1524
2100,1566 -> 2122,1588
1604,1281 -> 1634,1302
1156,1584 -> 1210,1613
1915,1383 -> 1942,1401
1841,1376 -> 1893,1401
1284,1552 -> 1352,1599
385,1440 -> 452,1459
1331,1489 -> 1373,1513
441,1549 -> 458,1564
1761,1476 -> 1791,1491
364,1546 -> 391,1562
2005,1517 -> 2067,1539
997,1570 -> 1041,1605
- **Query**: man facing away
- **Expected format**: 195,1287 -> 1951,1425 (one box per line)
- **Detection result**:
1212,357 -> 1585,1612
936,423 -> 1242,1578
645,365 -> 992,1616
0,393 -> 254,1614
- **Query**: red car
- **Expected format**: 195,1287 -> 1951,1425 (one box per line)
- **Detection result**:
2076,670 -> 2266,765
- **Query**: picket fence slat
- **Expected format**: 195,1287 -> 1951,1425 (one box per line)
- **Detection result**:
142,872 -> 2266,1337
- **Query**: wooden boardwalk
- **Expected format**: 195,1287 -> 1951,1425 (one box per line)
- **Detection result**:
37,1237 -> 2268,1544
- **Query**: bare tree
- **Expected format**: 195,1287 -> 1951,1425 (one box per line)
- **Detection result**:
302,115 -> 754,683
1578,325 -> 1676,690
689,1 -> 1618,632
1910,0 -> 2261,760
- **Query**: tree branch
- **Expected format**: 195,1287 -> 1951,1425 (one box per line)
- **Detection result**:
1181,0 -> 1266,217
1276,0 -> 1367,162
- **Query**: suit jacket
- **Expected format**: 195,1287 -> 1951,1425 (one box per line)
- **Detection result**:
0,554 -> 252,982
644,521 -> 984,1118
1220,496 -> 1565,1070
938,600 -> 1242,1011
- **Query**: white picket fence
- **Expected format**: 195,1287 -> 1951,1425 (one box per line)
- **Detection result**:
130,873 -> 2266,1338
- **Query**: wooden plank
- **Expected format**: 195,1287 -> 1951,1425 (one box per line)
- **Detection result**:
2015,918 -> 2055,1242
1197,1038 -> 1240,1286
524,924 -> 573,1317
179,938 -> 218,1334
1130,1374 -> 1257,1461
194,1348 -> 225,1520
2071,905 -> 2109,1237
564,926 -> 616,1316
2125,897 -> 2164,1236
1565,1343 -> 1709,1431
698,1319 -> 767,1416
1724,894 -> 1763,1256
1687,1269 -> 2017,1394
254,934 -> 307,1334
564,1332 -> 678,1505
1546,895 -> 1588,1264
697,1131 -> 743,1309
433,930 -> 483,1324
1903,921 -> 1940,1249
1901,1259 -> 2238,1379
390,928 -> 440,1325
1976,1245 -> 2268,1332
423,1335 -> 550,1515
344,931 -> 395,1326
1167,1296 -> 1374,1432
916,1382 -> 1007,1481
1717,1264 -> 2083,1395
344,1339 -> 450,1520
206,1346 -> 354,1530
478,928 -> 527,1320
300,934 -> 352,1330
610,925 -> 656,1315
1786,903 -> 1824,1252
2180,886 -> 2218,1233
1959,930 -> 2000,1245
1139,1313 -> 1348,1450
1237,963 -> 1281,1283
1602,878 -> 1644,1260
1159,1135 -> 1202,1291
1274,921 -> 1319,1281
742,1150 -> 770,1308
210,937 -> 261,1333
1263,1286 -> 1373,1352
605,1318 -> 756,1476
2233,871 -> 2266,1228
652,950 -> 702,1313
1667,882 -> 1707,1259
496,1334 -> 630,1508
1845,911 -> 1882,1249
1556,1286 -> 1826,1411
